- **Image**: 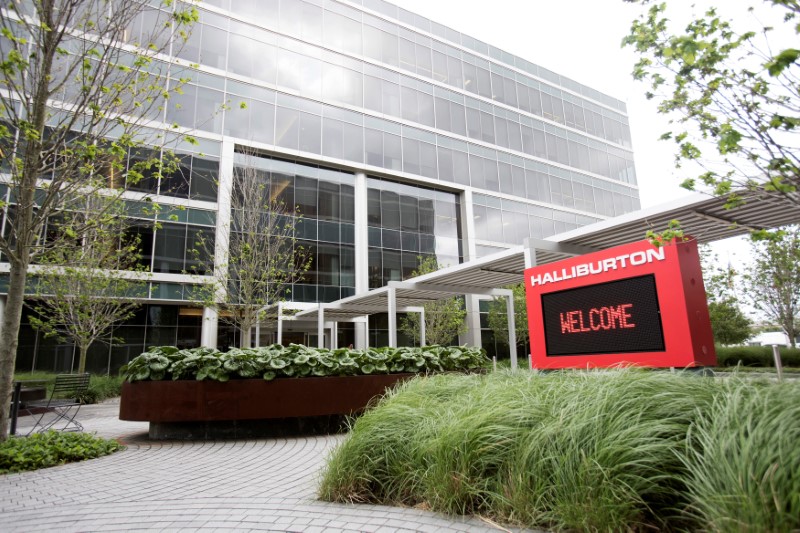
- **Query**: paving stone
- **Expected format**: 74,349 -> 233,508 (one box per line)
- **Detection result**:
2,401 -> 541,532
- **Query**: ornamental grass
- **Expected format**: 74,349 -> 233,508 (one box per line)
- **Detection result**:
319,370 -> 800,532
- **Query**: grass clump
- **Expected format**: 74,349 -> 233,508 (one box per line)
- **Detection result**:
682,381 -> 800,532
320,370 -> 800,532
0,431 -> 122,474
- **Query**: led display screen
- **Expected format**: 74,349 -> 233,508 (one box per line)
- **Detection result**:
541,274 -> 665,356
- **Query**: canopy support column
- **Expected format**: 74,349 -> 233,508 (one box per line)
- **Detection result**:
388,287 -> 397,348
506,292 -> 517,369
317,303 -> 325,349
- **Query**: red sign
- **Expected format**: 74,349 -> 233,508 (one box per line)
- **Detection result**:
525,239 -> 715,369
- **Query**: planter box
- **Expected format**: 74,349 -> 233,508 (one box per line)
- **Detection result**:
120,374 -> 414,439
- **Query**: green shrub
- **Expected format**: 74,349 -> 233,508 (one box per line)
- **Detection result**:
681,381 -> 800,532
0,431 -> 122,474
122,344 -> 489,382
715,345 -> 800,368
320,370 -> 800,532
83,374 -> 124,403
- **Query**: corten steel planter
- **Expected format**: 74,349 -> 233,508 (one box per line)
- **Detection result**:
120,373 -> 414,423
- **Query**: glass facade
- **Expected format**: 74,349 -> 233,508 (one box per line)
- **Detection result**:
367,176 -> 461,287
5,0 -> 643,371
149,0 -> 638,218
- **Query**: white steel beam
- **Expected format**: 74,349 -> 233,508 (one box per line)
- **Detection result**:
388,286 -> 397,348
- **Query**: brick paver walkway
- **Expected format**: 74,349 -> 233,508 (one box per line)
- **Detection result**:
2,401 -> 533,532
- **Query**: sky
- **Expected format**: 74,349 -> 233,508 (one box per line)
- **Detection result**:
390,0 -> 755,270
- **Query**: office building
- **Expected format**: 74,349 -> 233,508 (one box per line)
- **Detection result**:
8,0 -> 639,373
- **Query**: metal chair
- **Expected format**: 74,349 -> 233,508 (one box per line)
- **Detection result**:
25,373 -> 91,435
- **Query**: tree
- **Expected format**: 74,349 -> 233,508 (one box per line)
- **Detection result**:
707,301 -> 753,345
399,256 -> 467,346
0,1 -> 197,439
27,196 -> 147,373
622,1 -> 799,210
196,163 -> 311,348
486,283 -> 528,352
743,226 -> 800,347
700,245 -> 753,345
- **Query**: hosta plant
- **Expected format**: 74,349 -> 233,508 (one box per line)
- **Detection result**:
122,344 -> 489,382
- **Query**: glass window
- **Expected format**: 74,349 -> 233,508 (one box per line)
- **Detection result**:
450,101 -> 466,136
480,111 -> 495,144
382,229 -> 400,249
466,108 -> 481,140
343,122 -> 363,163
437,147 -> 453,183
200,25 -> 227,69
498,162 -> 513,195
452,149 -> 470,186
507,120 -> 522,152
160,154 -> 191,199
484,159 -> 499,192
419,141 -> 437,179
250,100 -> 275,144
418,91 -> 434,128
166,83 -> 196,129
365,128 -> 382,167
381,190 -> 400,229
512,165 -> 526,198
295,176 -> 318,217
447,56 -> 463,88
402,138 -> 421,175
126,148 -> 159,194
491,73 -> 504,103
494,116 -> 509,148
383,249 -> 401,283
469,154 -> 485,189
381,30 -> 399,67
362,24 -> 383,63
503,77 -> 517,108
415,42 -> 432,78
298,111 -> 321,154
384,132 -> 401,170
432,51 -> 448,83
401,86 -> 419,124
367,189 -> 381,226
322,117 -> 344,160
318,181 -> 340,221
185,226 -> 213,275
435,97 -> 451,132
462,62 -> 477,95
400,196 -> 419,231
189,157 -> 217,202
275,106 -> 300,151
153,224 -> 187,274
476,67 -> 492,99
399,37 -> 416,72
364,75 -> 382,114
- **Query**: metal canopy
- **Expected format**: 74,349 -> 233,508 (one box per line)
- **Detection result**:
291,189 -> 800,365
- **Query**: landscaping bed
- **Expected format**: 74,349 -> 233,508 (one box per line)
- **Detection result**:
120,344 -> 488,439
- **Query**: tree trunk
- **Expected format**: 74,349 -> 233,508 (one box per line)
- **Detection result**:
78,342 -> 90,374
0,260 -> 30,441
240,324 -> 252,349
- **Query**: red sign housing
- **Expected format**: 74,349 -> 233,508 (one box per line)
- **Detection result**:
525,239 -> 716,369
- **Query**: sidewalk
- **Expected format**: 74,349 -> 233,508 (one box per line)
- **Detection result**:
2,401 -> 535,532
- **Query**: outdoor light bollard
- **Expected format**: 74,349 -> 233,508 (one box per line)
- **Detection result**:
772,344 -> 784,382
